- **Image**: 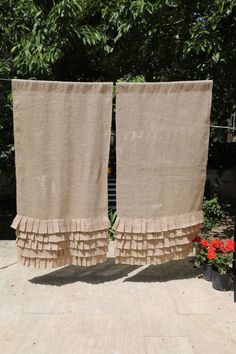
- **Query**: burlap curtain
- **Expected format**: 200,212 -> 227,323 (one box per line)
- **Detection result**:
114,81 -> 213,265
11,80 -> 113,268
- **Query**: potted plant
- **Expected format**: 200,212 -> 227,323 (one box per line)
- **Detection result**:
207,238 -> 234,291
192,236 -> 212,281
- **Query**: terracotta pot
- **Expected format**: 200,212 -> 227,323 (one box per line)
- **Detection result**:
201,263 -> 212,281
212,269 -> 232,291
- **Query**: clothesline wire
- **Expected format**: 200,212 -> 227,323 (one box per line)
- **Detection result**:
210,125 -> 236,131
0,78 -> 236,84
1,78 -> 236,131
112,126 -> 236,132
0,78 -> 236,131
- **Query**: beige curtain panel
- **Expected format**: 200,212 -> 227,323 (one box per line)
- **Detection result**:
114,81 -> 213,265
11,79 -> 113,268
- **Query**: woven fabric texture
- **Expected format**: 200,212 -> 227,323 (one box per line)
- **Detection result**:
114,81 -> 213,265
11,79 -> 113,268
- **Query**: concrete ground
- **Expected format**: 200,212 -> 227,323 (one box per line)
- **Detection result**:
0,240 -> 236,354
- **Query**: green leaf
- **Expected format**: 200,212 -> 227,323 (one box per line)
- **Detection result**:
212,52 -> 220,63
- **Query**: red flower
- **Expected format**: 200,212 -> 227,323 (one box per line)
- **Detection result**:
200,239 -> 209,248
210,239 -> 223,249
192,236 -> 201,243
224,240 -> 235,252
207,247 -> 217,260
219,244 -> 226,253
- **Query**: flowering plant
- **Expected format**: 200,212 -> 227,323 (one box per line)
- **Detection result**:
192,236 -> 210,268
207,239 -> 234,275
193,236 -> 235,275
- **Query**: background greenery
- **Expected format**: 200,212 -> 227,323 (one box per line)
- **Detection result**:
0,0 -> 236,205
202,197 -> 225,232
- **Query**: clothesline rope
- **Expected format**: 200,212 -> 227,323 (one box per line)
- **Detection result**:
1,78 -> 235,131
211,125 -> 236,131
0,78 -> 236,84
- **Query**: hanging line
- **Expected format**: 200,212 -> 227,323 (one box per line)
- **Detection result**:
0,78 -> 12,82
0,78 -> 236,84
1,77 -> 235,131
211,125 -> 236,131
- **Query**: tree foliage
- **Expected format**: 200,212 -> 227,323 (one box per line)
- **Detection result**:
1,0 -> 235,80
0,0 -> 236,198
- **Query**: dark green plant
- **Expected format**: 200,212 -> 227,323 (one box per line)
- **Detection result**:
202,197 -> 225,230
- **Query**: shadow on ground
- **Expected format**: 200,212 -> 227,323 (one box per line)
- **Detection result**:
124,258 -> 201,283
29,257 -> 200,286
29,258 -> 138,286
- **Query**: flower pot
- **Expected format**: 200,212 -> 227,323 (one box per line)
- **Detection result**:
212,269 -> 232,291
201,263 -> 212,281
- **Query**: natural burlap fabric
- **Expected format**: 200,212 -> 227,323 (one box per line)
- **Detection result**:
11,79 -> 113,268
114,81 -> 213,265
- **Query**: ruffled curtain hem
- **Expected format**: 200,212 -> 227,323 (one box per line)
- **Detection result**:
114,211 -> 202,265
11,215 -> 110,268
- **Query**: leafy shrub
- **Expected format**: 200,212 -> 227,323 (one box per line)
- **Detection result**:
192,235 -> 210,268
202,197 -> 224,231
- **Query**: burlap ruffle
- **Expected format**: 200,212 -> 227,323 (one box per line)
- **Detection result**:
114,211 -> 202,265
11,215 -> 110,233
11,215 -> 110,268
113,211 -> 202,233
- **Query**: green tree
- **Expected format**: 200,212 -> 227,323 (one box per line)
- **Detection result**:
0,0 -> 236,201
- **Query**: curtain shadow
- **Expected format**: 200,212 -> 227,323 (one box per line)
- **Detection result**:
124,258 -> 201,283
29,257 -> 200,286
29,258 -> 138,286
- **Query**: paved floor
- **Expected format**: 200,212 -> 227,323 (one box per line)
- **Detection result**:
0,240 -> 236,354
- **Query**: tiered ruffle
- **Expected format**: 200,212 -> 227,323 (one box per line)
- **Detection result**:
11,215 -> 110,268
113,211 -> 203,265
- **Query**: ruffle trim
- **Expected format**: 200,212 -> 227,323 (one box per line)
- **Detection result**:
114,222 -> 201,265
115,244 -> 193,265
11,215 -> 110,234
16,229 -> 108,268
113,211 -> 203,233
